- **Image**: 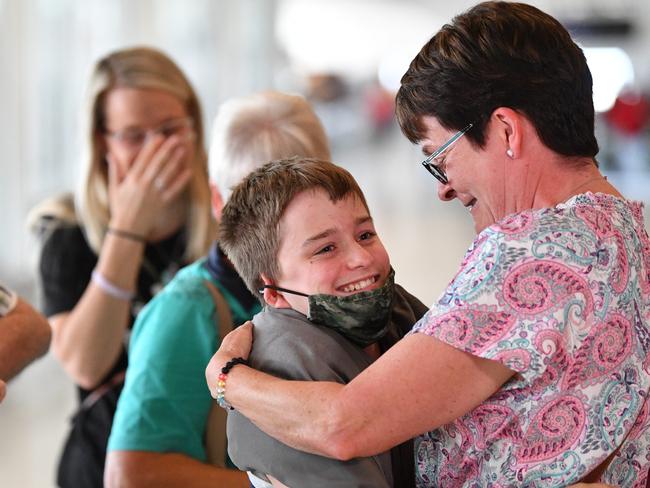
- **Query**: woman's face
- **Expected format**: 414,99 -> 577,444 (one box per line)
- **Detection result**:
419,115 -> 509,234
101,87 -> 195,175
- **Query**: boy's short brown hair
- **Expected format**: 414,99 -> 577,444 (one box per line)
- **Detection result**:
219,157 -> 369,299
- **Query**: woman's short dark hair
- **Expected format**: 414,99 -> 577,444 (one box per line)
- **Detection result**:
396,1 -> 599,159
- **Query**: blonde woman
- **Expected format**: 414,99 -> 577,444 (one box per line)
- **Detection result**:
30,47 -> 215,488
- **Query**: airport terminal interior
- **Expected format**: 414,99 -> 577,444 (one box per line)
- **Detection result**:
1,0 -> 650,485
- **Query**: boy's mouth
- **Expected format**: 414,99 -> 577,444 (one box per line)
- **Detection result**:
338,275 -> 379,294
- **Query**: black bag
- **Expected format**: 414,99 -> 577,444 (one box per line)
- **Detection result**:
56,372 -> 125,488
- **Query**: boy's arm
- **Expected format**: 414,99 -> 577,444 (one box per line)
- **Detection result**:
105,451 -> 248,488
106,277 -> 246,487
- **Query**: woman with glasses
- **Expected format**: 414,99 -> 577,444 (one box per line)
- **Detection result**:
30,47 -> 215,488
206,2 -> 650,487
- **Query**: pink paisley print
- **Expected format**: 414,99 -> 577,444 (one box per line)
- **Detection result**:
518,395 -> 586,462
563,313 -> 633,389
471,404 -> 521,449
494,211 -> 536,236
492,348 -> 531,372
422,306 -> 515,354
575,204 -> 613,237
414,193 -> 650,488
636,224 -> 650,295
628,395 -> 650,441
609,231 -> 630,294
502,259 -> 594,317
437,421 -> 480,488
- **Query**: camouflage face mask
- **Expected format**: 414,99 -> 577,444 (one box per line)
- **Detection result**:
262,269 -> 395,348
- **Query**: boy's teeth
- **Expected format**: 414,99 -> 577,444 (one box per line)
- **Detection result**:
342,277 -> 375,293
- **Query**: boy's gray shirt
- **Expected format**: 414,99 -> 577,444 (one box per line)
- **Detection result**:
226,284 -> 427,488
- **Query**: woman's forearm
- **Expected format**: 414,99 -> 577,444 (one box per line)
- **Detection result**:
50,233 -> 144,388
209,329 -> 515,461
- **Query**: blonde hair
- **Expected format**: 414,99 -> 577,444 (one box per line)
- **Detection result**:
208,91 -> 330,203
32,46 -> 215,261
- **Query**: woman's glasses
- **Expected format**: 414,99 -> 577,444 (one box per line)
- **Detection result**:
421,123 -> 474,185
104,117 -> 194,151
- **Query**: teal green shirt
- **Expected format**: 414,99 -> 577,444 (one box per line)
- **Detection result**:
107,258 -> 260,461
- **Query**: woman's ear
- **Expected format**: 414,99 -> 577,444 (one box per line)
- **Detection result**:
260,274 -> 292,309
492,107 -> 523,158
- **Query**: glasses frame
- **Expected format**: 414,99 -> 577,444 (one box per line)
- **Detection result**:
421,122 -> 474,185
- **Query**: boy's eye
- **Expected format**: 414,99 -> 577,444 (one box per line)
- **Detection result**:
359,231 -> 375,241
316,244 -> 335,255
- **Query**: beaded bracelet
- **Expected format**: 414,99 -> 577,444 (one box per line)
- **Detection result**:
215,357 -> 248,410
107,227 -> 146,243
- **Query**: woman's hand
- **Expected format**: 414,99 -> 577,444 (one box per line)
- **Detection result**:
205,322 -> 253,398
107,133 -> 193,238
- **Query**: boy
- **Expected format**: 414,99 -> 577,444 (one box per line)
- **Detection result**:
218,157 -> 427,488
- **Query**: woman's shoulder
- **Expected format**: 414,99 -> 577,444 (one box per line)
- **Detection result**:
39,220 -> 92,260
28,193 -> 88,249
34,196 -> 95,273
28,192 -> 78,236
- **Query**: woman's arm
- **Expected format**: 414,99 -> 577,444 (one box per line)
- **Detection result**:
206,323 -> 514,459
49,233 -> 144,388
50,136 -> 190,388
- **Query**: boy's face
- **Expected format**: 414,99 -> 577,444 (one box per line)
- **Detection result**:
267,188 -> 390,316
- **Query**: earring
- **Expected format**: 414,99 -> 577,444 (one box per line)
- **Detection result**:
506,148 -> 514,158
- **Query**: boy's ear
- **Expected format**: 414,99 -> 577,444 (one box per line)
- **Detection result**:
261,274 -> 292,309
210,182 -> 224,220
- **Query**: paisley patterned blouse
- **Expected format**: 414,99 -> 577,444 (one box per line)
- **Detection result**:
413,193 -> 650,487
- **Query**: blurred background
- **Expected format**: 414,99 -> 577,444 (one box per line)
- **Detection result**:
1,0 -> 649,485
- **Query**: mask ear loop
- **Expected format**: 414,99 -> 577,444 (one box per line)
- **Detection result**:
258,285 -> 309,297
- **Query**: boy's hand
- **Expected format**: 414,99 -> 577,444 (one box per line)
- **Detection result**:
206,322 -> 253,398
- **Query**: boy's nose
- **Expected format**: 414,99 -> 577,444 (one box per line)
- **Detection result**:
346,243 -> 373,268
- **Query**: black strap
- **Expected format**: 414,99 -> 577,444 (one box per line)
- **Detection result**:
79,370 -> 126,411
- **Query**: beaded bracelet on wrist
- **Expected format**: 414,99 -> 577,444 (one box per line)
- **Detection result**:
215,357 -> 248,410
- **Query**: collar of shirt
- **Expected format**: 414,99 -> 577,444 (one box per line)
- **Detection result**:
205,243 -> 259,312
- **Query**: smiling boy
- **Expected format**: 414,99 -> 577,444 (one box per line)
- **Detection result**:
217,158 -> 427,488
